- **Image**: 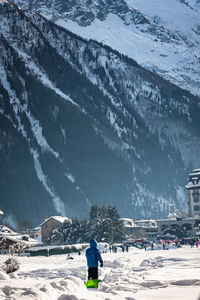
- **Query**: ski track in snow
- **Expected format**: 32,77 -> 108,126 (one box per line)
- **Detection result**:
0,246 -> 200,300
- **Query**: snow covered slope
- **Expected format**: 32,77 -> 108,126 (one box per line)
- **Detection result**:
0,0 -> 200,225
12,0 -> 200,96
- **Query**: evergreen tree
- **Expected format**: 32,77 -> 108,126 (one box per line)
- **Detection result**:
48,218 -> 89,245
88,205 -> 124,243
48,205 -> 124,245
106,206 -> 124,243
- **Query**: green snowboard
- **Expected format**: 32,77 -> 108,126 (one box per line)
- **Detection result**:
84,279 -> 102,288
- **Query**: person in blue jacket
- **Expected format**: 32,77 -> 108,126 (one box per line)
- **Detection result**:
86,239 -> 103,280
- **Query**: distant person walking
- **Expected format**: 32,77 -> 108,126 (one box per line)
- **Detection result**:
104,244 -> 108,253
86,239 -> 103,280
196,240 -> 199,248
151,243 -> 154,251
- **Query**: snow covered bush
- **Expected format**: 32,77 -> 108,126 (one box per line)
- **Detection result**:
47,218 -> 89,245
9,242 -> 27,255
3,258 -> 20,274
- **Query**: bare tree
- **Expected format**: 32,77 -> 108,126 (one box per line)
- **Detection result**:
18,219 -> 33,233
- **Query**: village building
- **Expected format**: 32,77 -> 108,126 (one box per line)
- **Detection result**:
134,219 -> 157,241
121,218 -> 135,236
121,218 -> 157,239
134,219 -> 157,228
148,169 -> 200,240
0,224 -> 42,254
41,216 -> 71,244
185,168 -> 200,218
146,227 -> 158,241
29,226 -> 42,242
0,234 -> 42,254
156,217 -> 200,238
121,218 -> 145,238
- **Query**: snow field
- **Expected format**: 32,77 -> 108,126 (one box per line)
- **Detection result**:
0,245 -> 200,299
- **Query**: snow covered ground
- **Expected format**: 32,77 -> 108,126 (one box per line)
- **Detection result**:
0,245 -> 200,299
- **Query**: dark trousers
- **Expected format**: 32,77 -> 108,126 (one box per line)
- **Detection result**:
88,267 -> 98,280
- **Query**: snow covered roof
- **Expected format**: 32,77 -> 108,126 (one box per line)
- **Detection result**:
121,218 -> 135,227
3,235 -> 42,246
185,168 -> 200,189
0,225 -> 17,236
189,172 -> 200,177
185,181 -> 200,189
32,226 -> 41,232
40,216 -> 71,226
134,219 -> 156,223
168,212 -> 178,219
134,219 -> 157,227
192,169 -> 200,173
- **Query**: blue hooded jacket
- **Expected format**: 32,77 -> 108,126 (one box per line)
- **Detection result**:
86,239 -> 103,268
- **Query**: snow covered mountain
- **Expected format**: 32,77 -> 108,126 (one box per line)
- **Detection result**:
11,0 -> 200,97
0,0 -> 200,226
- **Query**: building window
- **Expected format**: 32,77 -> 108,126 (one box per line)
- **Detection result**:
161,225 -> 168,231
193,196 -> 199,203
194,205 -> 200,211
182,223 -> 192,230
192,189 -> 199,196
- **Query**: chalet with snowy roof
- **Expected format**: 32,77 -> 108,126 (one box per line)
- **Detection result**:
185,168 -> 200,218
0,225 -> 17,237
41,216 -> 71,244
0,234 -> 42,254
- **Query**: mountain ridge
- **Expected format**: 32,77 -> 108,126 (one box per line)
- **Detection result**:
0,0 -> 200,226
12,0 -> 200,97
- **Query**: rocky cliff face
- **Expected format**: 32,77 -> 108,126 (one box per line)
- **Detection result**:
13,0 -> 200,97
13,0 -> 150,26
0,0 -> 200,226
